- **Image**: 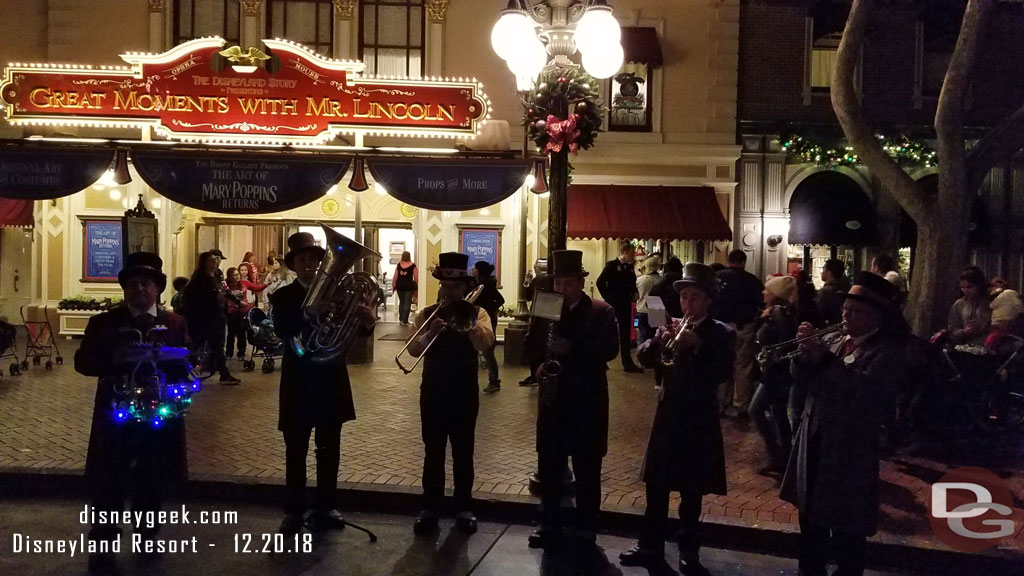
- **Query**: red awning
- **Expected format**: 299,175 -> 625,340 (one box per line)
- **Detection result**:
0,199 -> 33,228
568,185 -> 731,241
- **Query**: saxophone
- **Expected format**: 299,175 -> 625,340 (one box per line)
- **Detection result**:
537,320 -> 562,387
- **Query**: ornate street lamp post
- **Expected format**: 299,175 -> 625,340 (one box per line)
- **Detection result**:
492,0 -> 623,314
491,0 -> 623,493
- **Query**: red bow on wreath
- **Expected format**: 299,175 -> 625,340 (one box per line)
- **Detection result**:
543,113 -> 581,156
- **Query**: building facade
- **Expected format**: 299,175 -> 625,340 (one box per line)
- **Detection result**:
0,0 -> 740,329
736,0 -> 1024,285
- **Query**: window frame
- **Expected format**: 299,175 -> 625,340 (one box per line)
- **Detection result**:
606,63 -> 654,133
358,0 -> 426,79
173,0 -> 240,45
266,0 -> 335,57
802,16 -> 861,105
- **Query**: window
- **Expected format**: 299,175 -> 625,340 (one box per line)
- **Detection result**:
919,7 -> 961,99
810,39 -> 839,90
805,1 -> 849,93
360,0 -> 425,78
175,0 -> 240,44
608,63 -> 652,132
268,0 -> 334,56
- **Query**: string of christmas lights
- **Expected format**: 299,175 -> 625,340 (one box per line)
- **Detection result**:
780,134 -> 938,169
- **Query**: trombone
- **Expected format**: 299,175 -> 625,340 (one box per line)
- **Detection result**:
757,322 -> 846,366
395,284 -> 485,374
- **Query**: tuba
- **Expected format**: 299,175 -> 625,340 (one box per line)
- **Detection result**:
290,224 -> 382,364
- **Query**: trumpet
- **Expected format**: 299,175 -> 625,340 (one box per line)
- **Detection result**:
757,322 -> 847,366
660,314 -> 695,368
395,284 -> 484,374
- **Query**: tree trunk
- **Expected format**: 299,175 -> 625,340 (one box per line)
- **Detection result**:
904,214 -> 968,337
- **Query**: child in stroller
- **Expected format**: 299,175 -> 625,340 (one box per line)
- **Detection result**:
242,307 -> 284,373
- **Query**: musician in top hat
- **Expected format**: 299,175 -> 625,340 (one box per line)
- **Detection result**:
270,231 -> 377,536
621,263 -> 734,576
524,250 -> 619,549
407,252 -> 494,535
781,271 -> 905,576
75,252 -> 190,573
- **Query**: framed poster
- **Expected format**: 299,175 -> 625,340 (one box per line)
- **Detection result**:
458,225 -> 503,288
82,219 -> 123,282
389,241 -> 406,265
123,216 -> 158,260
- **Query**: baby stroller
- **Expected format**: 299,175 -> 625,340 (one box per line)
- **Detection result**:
242,307 -> 283,374
0,319 -> 20,377
20,304 -> 62,370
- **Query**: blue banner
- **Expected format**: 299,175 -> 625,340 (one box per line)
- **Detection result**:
84,220 -> 123,281
367,158 -> 531,210
132,151 -> 351,214
0,147 -> 114,200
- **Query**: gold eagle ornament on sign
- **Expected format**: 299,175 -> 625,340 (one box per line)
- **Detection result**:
218,46 -> 271,73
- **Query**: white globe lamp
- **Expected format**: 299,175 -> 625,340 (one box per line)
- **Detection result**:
491,2 -> 534,63
574,3 -> 621,56
582,42 -> 623,79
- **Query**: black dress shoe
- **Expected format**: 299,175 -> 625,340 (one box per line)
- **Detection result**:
278,513 -> 304,536
306,509 -> 347,532
455,512 -> 478,534
679,554 -> 713,576
413,512 -> 439,535
618,545 -> 661,566
624,365 -> 644,374
527,527 -> 561,549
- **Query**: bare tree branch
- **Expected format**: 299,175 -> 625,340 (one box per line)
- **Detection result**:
831,0 -> 925,219
937,0 -> 991,195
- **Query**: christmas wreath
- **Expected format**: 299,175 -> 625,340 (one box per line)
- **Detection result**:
522,68 -> 605,157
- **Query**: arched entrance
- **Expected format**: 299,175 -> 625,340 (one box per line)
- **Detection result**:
787,170 -> 878,284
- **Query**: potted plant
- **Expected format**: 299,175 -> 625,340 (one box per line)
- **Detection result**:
57,295 -> 122,336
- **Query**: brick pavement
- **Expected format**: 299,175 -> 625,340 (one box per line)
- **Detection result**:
1,327 -> 1022,556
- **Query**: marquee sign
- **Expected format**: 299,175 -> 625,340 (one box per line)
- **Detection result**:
0,38 -> 490,144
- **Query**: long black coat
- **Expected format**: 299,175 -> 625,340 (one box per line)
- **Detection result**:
525,293 -> 619,457
270,281 -> 357,432
780,331 -> 905,536
637,317 -> 734,494
75,305 -> 190,482
596,259 -> 638,311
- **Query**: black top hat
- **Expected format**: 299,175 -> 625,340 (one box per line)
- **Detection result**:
118,252 -> 167,292
284,232 -> 326,271
672,262 -> 718,298
474,260 -> 496,277
840,271 -> 899,312
549,250 -> 589,278
433,252 -> 472,281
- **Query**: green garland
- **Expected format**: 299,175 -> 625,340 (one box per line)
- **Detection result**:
522,68 -> 605,156
781,134 -> 937,169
